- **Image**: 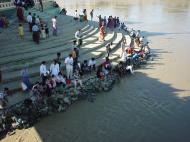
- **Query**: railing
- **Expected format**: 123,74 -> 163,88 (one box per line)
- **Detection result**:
0,1 -> 14,9
0,0 -> 47,9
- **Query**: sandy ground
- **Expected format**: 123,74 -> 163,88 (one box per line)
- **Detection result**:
1,0 -> 190,142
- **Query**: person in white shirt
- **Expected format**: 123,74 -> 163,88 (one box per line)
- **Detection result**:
74,10 -> 78,21
120,38 -> 126,57
75,29 -> 82,48
52,16 -> 57,36
50,59 -> 60,76
64,54 -> 74,79
121,49 -> 128,62
126,65 -> 134,74
130,28 -> 136,38
56,72 -> 66,85
27,12 -> 32,32
75,29 -> 82,40
40,61 -> 48,76
88,58 -> 96,71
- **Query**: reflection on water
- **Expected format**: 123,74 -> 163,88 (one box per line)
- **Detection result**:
56,0 -> 190,12
49,1 -> 190,142
51,0 -> 190,142
56,0 -> 190,30
20,0 -> 190,142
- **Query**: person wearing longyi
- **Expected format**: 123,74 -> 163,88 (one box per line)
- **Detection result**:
65,54 -> 74,79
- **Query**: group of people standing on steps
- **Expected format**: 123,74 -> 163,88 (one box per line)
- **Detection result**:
73,9 -> 94,22
18,12 -> 50,43
19,20 -> 115,94
19,27 -> 83,92
17,10 -> 61,44
98,15 -> 120,42
16,0 -> 43,22
0,5 -> 123,104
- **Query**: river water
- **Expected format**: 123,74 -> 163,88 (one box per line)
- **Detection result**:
3,0 -> 190,142
36,0 -> 190,141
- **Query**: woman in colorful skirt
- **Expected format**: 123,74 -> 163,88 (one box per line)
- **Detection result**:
99,23 -> 106,42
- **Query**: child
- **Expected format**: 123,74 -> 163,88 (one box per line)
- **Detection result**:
41,27 -> 46,39
45,24 -> 49,38
18,23 -> 24,39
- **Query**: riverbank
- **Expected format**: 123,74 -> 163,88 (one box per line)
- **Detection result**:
1,0 -> 190,142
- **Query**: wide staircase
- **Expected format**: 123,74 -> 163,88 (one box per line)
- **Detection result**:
0,2 -> 124,105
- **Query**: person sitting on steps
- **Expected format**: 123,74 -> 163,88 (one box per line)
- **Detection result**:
88,58 -> 96,72
81,60 -> 89,74
0,88 -> 9,109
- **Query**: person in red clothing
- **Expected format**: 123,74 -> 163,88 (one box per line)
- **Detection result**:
96,64 -> 105,80
103,57 -> 112,71
99,23 -> 106,42
127,47 -> 133,55
17,6 -> 25,22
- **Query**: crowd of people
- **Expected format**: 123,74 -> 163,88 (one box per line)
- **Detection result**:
97,15 -> 120,29
0,5 -> 151,108
73,9 -> 94,22
97,15 -> 121,42
17,11 -> 50,43
0,3 -> 153,138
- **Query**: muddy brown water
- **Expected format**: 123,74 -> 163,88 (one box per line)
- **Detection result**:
2,0 -> 190,142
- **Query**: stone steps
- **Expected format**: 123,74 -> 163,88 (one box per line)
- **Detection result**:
0,24 -> 90,58
0,6 -> 57,37
0,24 -> 87,52
0,3 -> 125,105
0,23 -> 93,52
0,26 -> 98,65
1,21 -> 97,49
96,33 -> 123,65
0,32 -> 123,92
81,32 -> 123,65
0,26 -> 91,61
2,31 -> 115,83
0,18 -> 77,41
0,16 -> 88,47
0,5 -> 68,41
0,26 -> 99,73
1,31 -> 100,73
